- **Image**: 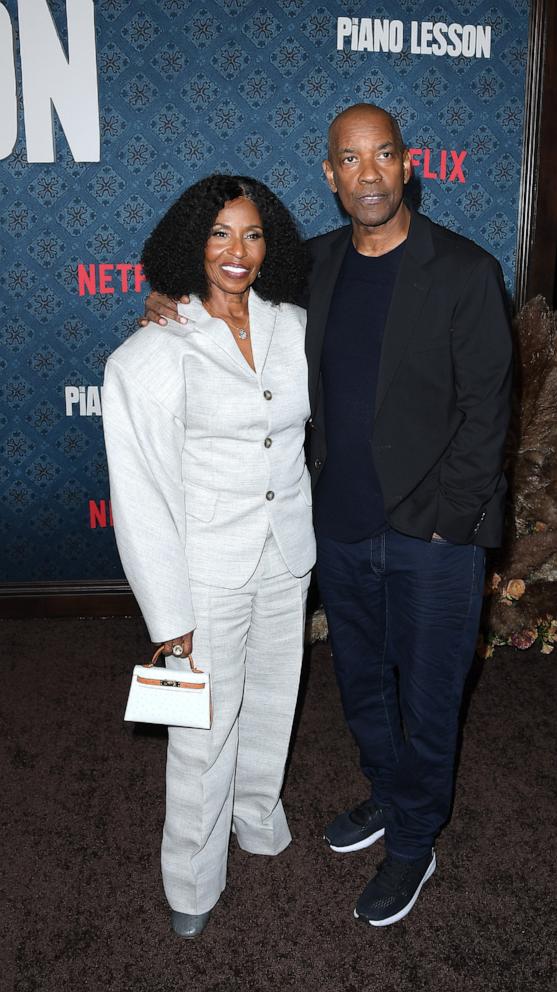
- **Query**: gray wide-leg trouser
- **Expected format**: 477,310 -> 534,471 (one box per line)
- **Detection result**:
161,532 -> 311,915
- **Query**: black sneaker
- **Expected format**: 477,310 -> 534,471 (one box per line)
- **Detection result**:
323,798 -> 386,853
354,849 -> 436,927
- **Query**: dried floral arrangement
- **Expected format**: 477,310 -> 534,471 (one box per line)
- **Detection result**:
479,296 -> 557,656
310,297 -> 557,657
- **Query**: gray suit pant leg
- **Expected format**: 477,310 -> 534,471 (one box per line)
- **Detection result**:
161,534 -> 311,915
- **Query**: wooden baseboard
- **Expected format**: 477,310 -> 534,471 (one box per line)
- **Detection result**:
0,581 -> 141,619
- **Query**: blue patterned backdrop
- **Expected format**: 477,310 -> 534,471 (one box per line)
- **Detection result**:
0,0 -> 529,582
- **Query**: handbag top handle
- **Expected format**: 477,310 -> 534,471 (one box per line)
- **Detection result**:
144,644 -> 204,674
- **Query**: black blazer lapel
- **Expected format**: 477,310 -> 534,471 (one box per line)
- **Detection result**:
306,225 -> 352,411
375,212 -> 435,417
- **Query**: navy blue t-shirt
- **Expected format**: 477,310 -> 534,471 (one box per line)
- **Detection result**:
314,239 -> 405,542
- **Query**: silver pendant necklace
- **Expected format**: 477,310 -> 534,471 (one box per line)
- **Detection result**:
205,305 -> 250,340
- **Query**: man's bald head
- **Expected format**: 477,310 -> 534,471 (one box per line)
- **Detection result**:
322,102 -> 411,244
327,104 -> 405,159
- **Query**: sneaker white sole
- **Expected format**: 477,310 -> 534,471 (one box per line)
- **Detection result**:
354,851 -> 437,927
325,826 -> 385,853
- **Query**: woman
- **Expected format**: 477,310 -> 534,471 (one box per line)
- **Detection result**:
102,175 -> 315,939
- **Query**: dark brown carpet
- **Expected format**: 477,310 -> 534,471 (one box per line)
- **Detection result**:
1,617 -> 555,992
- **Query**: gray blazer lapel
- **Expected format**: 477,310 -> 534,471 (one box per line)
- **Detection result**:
375,214 -> 434,417
179,296 -> 254,378
248,290 -> 277,376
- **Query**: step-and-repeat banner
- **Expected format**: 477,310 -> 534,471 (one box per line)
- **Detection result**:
0,0 -> 529,583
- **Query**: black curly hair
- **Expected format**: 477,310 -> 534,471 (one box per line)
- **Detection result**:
141,174 -> 309,305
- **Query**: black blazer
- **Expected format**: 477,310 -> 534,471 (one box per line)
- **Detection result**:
304,211 -> 513,548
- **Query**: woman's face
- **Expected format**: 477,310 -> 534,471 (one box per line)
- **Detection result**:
204,196 -> 266,298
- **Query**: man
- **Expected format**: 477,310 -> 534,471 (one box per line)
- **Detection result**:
141,103 -> 512,927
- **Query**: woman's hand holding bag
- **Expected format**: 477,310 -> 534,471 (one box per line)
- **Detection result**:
124,632 -> 212,729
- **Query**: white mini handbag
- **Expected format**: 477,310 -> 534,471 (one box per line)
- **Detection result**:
124,645 -> 212,729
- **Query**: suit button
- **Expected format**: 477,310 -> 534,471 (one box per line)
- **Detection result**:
314,458 -> 322,469
473,511 -> 487,534
266,491 -> 275,501
264,437 -> 272,448
263,390 -> 272,400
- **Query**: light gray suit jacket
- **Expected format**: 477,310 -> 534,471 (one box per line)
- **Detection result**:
102,291 -> 316,642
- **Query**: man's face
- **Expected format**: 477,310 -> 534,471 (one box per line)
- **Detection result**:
322,108 -> 410,230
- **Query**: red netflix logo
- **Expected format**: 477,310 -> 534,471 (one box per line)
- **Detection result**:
409,148 -> 467,182
89,499 -> 113,528
78,263 -> 146,296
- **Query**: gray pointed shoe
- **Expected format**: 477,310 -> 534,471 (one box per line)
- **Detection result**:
171,909 -> 212,938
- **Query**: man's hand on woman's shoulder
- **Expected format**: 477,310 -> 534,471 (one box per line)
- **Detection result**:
139,291 -> 190,327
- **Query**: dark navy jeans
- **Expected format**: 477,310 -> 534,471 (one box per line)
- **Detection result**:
316,527 -> 485,861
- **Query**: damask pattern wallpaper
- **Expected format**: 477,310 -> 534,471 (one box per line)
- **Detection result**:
0,0 -> 529,582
